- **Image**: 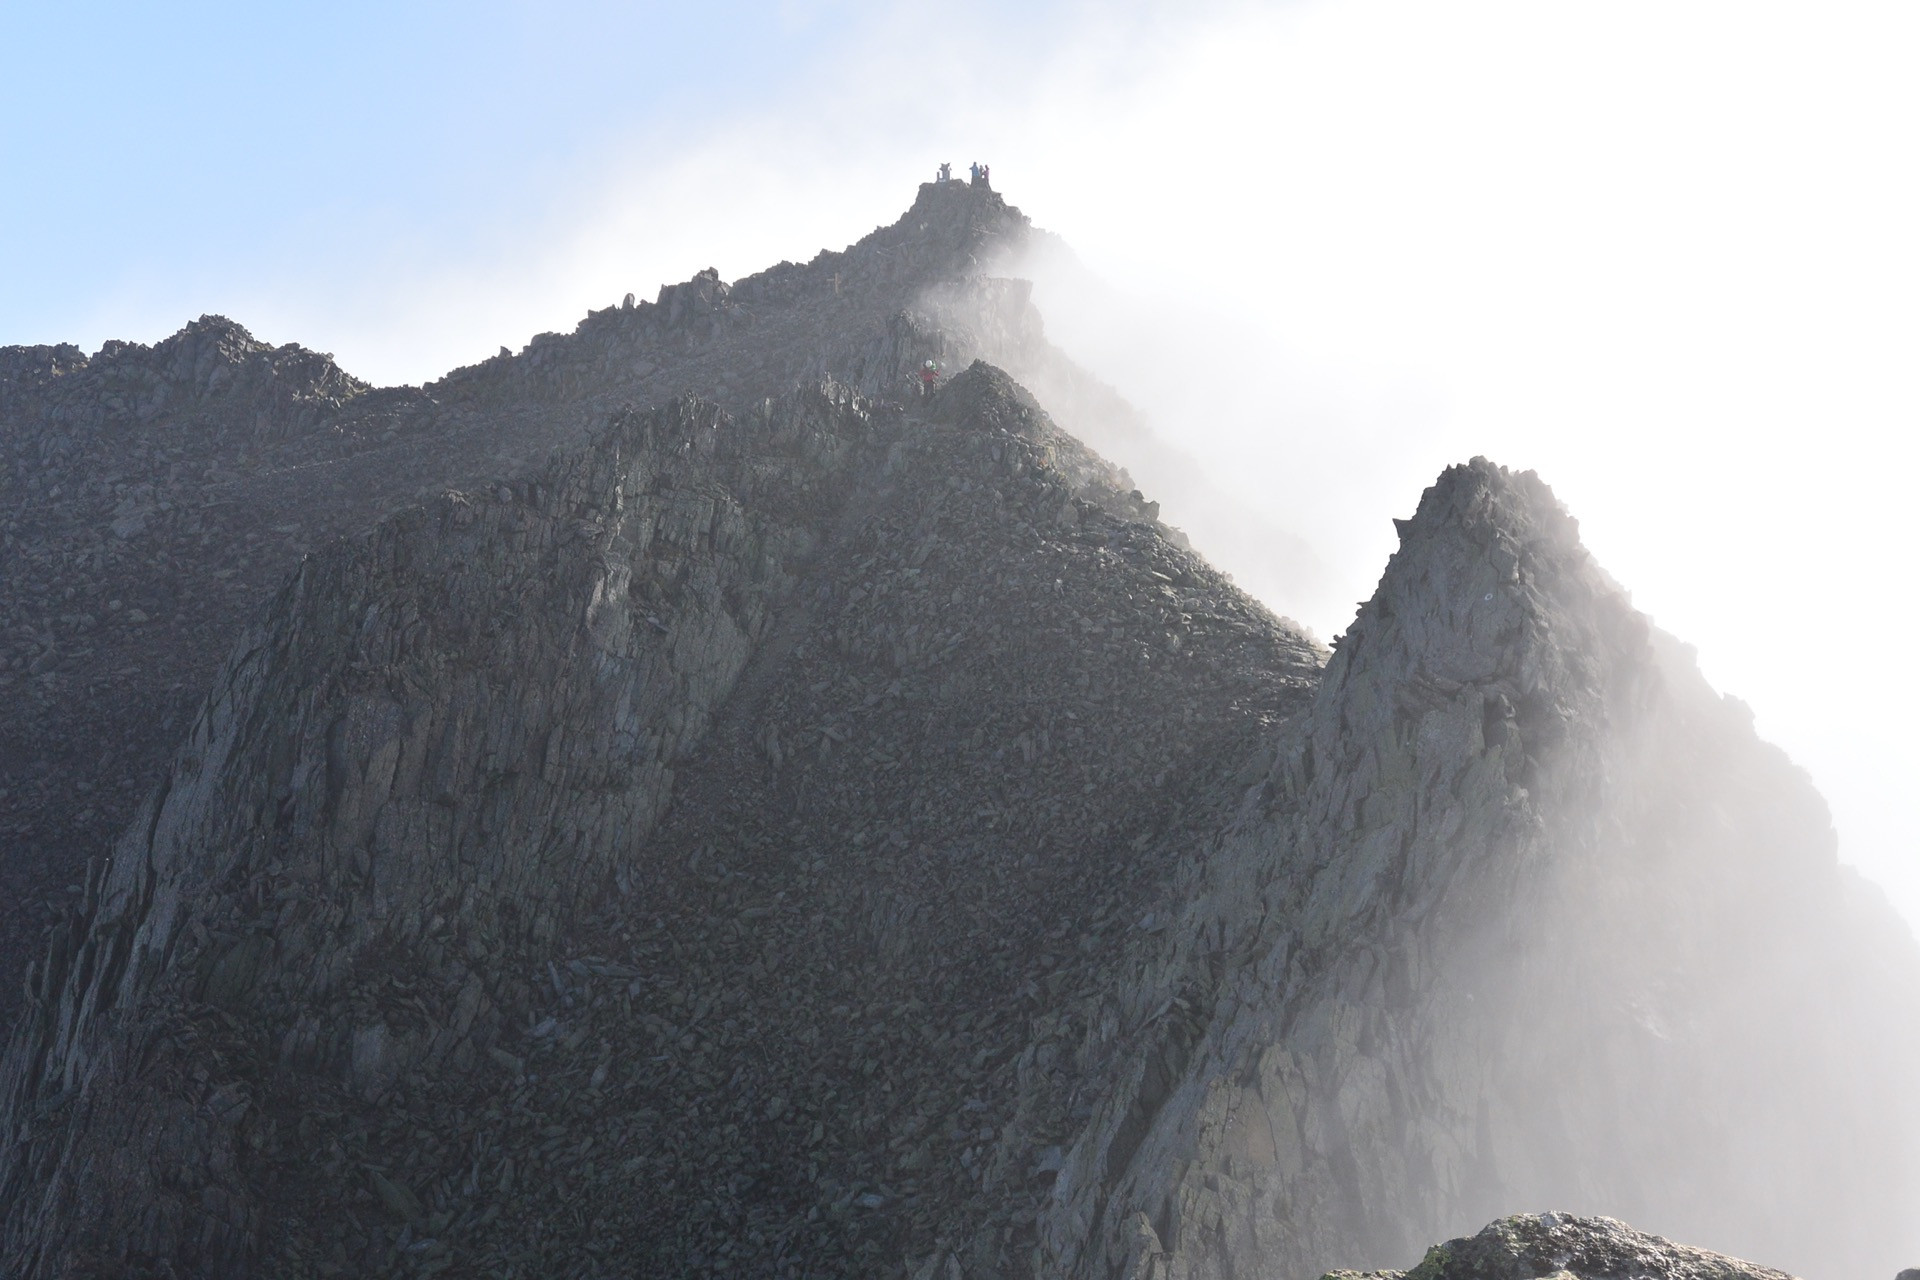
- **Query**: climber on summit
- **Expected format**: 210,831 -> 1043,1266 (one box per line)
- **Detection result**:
968,161 -> 981,185
919,359 -> 940,400
938,162 -> 952,184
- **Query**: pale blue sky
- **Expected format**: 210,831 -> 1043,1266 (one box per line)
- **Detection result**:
0,0 -> 1066,350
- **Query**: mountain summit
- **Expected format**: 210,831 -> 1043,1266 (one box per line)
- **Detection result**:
2,187 -> 1917,1279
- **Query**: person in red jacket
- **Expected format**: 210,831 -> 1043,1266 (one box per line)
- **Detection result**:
918,359 -> 940,400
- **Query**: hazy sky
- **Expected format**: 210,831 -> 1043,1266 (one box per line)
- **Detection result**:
5,1 -> 1917,930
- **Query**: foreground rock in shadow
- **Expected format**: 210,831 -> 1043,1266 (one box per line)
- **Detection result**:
1319,1214 -> 1795,1280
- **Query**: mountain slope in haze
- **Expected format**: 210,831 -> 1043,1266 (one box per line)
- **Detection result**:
1037,458 -> 1920,1280
2,184 -> 1918,1280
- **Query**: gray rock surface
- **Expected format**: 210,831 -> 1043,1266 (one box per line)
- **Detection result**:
1319,1213 -> 1796,1280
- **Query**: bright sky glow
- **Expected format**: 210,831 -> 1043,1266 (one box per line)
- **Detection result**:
5,1 -> 1916,930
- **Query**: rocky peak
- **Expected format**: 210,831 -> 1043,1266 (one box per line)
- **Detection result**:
896,176 -> 1026,265
434,179 -> 1029,412
656,265 -> 730,328
0,342 -> 87,385
1035,457 -> 1920,1280
150,313 -> 270,384
1314,456 -> 1647,805
935,359 -> 1165,527
0,313 -> 368,436
932,358 -> 1052,435
150,313 -> 370,419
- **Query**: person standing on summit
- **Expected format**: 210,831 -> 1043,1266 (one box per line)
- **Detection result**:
937,162 -> 952,183
968,161 -> 981,185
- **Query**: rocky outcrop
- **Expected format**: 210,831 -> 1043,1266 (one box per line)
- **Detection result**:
0,314 -> 369,441
916,244 -> 1326,608
1320,1213 -> 1796,1280
429,178 -> 1034,415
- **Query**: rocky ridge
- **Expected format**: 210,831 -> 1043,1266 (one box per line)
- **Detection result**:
0,179 -> 1124,1024
3,182 -> 1919,1280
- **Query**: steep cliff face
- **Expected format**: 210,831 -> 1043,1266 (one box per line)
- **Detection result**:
1037,461 -> 1920,1280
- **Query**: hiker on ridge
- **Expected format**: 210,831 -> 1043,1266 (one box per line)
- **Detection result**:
919,359 -> 940,400
968,161 -> 981,184
938,162 -> 952,183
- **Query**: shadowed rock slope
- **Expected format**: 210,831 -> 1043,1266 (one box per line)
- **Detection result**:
0,180 -> 1138,1023
1319,1213 -> 1796,1280
0,364 -> 1320,1276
